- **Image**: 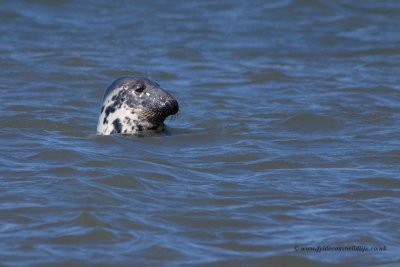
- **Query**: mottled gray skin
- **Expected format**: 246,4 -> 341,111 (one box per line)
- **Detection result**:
96,77 -> 179,135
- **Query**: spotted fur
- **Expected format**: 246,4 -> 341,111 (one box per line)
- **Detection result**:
96,77 -> 179,135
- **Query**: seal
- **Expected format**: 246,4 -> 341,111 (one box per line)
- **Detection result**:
96,77 -> 179,135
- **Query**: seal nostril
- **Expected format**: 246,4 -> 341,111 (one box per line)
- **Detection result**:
169,99 -> 179,115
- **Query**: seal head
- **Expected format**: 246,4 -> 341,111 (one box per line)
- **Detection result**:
96,77 -> 179,135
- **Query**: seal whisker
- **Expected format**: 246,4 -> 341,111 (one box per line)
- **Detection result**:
169,114 -> 178,121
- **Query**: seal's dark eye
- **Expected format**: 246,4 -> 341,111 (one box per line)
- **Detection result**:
134,83 -> 146,94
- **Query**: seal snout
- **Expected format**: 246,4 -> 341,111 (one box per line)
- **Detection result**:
149,96 -> 179,124
166,98 -> 179,116
155,88 -> 179,120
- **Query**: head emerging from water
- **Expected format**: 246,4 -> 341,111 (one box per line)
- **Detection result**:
96,77 -> 179,135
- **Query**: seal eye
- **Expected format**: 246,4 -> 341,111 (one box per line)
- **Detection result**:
134,83 -> 146,94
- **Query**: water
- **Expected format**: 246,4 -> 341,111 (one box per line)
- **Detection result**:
1,0 -> 400,266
